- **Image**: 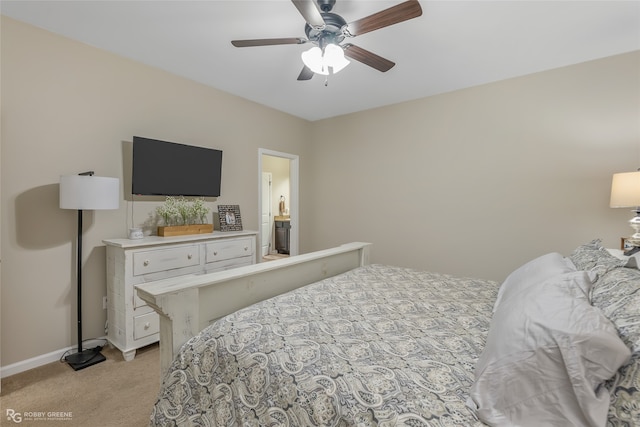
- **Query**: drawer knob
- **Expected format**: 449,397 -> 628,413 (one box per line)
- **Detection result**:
244,246 -> 248,251
143,260 -> 149,266
213,251 -> 218,256
187,254 -> 193,259
144,322 -> 150,330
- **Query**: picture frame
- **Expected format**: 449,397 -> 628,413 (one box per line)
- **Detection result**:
622,237 -> 634,251
218,205 -> 243,231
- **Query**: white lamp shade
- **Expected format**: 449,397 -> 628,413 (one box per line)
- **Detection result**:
610,171 -> 640,208
60,175 -> 120,210
323,44 -> 350,73
301,46 -> 328,75
301,44 -> 350,75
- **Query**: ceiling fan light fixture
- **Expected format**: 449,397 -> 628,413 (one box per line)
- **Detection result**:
301,46 -> 328,75
301,43 -> 350,76
233,0 -> 424,81
324,43 -> 350,73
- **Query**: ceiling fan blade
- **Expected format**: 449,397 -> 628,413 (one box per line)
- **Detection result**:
343,44 -> 395,72
297,65 -> 314,81
231,38 -> 307,47
291,0 -> 325,29
345,0 -> 422,37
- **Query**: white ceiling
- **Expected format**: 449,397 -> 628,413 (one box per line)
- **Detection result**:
2,1 -> 639,121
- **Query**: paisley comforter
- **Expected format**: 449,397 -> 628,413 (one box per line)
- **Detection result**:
150,264 -> 499,426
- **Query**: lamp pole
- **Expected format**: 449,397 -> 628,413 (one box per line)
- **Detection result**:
60,170 -> 118,370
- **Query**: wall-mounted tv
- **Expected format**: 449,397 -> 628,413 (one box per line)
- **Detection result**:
132,136 -> 223,197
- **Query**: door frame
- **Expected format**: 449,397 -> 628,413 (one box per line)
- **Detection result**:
258,148 -> 299,258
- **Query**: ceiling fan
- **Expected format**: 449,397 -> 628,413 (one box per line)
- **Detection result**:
231,0 -> 423,81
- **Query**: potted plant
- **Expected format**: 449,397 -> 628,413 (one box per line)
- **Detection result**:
191,198 -> 210,224
156,197 -> 213,236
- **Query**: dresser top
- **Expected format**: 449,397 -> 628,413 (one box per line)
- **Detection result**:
103,230 -> 258,249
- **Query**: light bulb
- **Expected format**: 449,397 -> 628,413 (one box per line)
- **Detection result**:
301,46 -> 328,75
324,44 -> 350,74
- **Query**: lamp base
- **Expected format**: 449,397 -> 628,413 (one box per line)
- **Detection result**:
624,246 -> 640,256
64,347 -> 106,371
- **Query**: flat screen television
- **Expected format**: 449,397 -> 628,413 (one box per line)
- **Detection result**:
132,136 -> 223,197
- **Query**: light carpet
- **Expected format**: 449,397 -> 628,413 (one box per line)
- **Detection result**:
1,343 -> 160,427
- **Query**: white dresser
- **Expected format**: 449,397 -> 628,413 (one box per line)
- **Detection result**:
103,230 -> 258,361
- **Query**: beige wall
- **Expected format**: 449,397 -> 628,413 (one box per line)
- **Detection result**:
1,15 -> 639,369
307,51 -> 640,280
0,17 -> 310,367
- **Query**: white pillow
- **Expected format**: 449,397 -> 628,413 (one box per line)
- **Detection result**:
492,252 -> 576,312
605,248 -> 639,269
468,271 -> 631,427
623,254 -> 640,269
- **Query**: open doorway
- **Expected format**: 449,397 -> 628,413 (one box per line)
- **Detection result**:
258,149 -> 299,261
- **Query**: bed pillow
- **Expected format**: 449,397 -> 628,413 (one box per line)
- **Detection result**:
618,251 -> 640,270
572,242 -> 640,423
569,239 -> 627,281
590,265 -> 640,354
606,353 -> 640,423
492,252 -> 576,312
623,254 -> 640,269
468,271 -> 631,427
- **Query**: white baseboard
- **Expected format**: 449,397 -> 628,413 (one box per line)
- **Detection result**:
0,338 -> 107,379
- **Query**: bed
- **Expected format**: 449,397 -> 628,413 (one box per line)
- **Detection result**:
137,240 -> 640,426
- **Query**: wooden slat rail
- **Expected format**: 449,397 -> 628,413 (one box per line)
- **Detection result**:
136,242 -> 371,375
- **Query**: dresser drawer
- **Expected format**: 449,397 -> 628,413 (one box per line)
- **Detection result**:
133,311 -> 159,340
206,256 -> 254,273
133,245 -> 200,276
105,232 -> 256,361
206,238 -> 254,264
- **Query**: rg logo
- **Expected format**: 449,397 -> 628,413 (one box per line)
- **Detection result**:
6,409 -> 22,423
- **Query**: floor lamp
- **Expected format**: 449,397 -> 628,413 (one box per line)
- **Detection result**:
60,171 -> 120,370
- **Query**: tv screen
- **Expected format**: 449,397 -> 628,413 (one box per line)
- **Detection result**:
132,136 -> 222,197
